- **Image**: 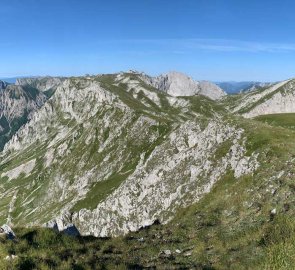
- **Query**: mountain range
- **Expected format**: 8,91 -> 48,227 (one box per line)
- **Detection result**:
2,75 -> 270,94
0,70 -> 294,268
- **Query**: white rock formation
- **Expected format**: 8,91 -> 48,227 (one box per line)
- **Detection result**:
1,159 -> 36,180
141,71 -> 226,100
71,121 -> 258,237
242,80 -> 295,118
0,85 -> 47,121
228,79 -> 295,118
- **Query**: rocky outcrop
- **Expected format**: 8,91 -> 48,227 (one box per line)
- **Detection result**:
140,71 -> 226,100
242,80 -> 295,118
198,81 -> 227,100
0,73 -> 257,238
0,224 -> 15,240
46,213 -> 80,236
0,76 -> 65,151
0,84 -> 48,150
72,121 -> 258,237
16,77 -> 65,93
228,79 -> 295,118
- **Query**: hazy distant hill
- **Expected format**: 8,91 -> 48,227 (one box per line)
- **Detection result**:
216,81 -> 270,93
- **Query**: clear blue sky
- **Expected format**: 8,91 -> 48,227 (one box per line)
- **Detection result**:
1,0 -> 295,81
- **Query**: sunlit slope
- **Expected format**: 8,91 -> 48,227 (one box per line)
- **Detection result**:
223,79 -> 295,118
1,118 -> 295,269
0,73 -> 257,237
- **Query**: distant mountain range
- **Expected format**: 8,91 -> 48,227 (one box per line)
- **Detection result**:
216,81 -> 271,93
1,77 -> 271,95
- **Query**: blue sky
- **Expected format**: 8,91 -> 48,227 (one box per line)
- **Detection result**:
1,0 -> 295,81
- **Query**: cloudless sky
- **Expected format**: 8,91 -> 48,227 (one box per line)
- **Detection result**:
1,0 -> 295,81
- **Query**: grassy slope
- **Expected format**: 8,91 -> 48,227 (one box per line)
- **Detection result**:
254,113 -> 295,130
1,115 -> 295,269
2,76 -> 295,269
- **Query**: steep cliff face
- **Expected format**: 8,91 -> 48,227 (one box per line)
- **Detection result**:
72,121 -> 258,237
198,80 -> 227,100
0,77 -> 66,151
0,84 -> 48,150
0,73 -> 257,237
140,71 -> 226,100
16,76 -> 65,98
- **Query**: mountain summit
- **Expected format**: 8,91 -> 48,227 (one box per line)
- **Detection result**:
141,71 -> 226,100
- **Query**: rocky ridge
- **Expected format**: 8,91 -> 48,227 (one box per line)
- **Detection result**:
0,72 -> 294,268
16,76 -> 65,93
0,77 -> 65,151
223,78 -> 295,117
140,71 -> 226,100
0,72 -> 256,237
0,83 -> 49,150
2,71 -> 295,238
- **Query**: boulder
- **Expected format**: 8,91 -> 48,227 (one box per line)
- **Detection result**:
0,224 -> 16,240
46,217 -> 80,237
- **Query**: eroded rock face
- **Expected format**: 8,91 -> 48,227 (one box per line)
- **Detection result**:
227,79 -> 295,118
0,73 -> 257,238
0,85 -> 47,121
15,77 -> 65,93
242,80 -> 295,118
0,84 -> 48,150
150,72 -> 200,97
141,71 -> 226,100
0,76 -> 66,151
46,213 -> 80,236
72,121 -> 258,237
